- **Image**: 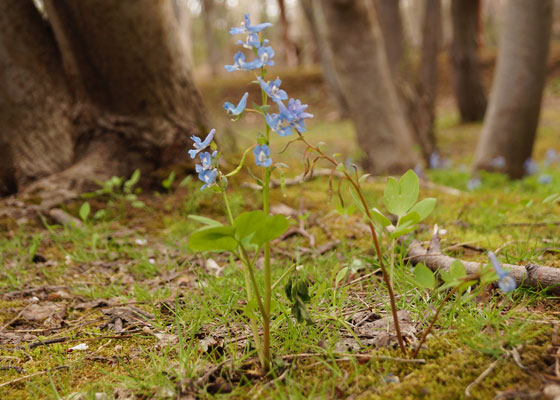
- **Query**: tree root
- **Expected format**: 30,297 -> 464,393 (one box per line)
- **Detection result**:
404,226 -> 560,293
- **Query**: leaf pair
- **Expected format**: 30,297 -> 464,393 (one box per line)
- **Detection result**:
412,260 -> 468,291
285,277 -> 313,324
187,211 -> 290,253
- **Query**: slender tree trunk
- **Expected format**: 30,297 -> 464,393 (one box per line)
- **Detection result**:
0,0 -> 74,196
300,0 -> 349,117
315,0 -> 418,174
202,0 -> 219,76
373,0 -> 404,74
277,0 -> 298,66
415,0 -> 441,159
0,0 -> 207,205
450,0 -> 487,122
473,0 -> 552,178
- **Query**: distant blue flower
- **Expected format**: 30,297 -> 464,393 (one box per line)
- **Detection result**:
545,149 -> 558,167
466,177 -> 481,191
223,92 -> 249,116
257,46 -> 275,67
524,158 -> 539,175
198,168 -> 218,191
490,156 -> 506,169
230,13 -> 272,35
225,51 -> 263,72
429,152 -> 440,169
258,77 -> 288,102
253,144 -> 272,167
189,129 -> 215,159
538,174 -> 552,185
488,251 -> 517,293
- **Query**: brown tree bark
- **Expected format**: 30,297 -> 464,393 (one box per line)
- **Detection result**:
314,0 -> 418,174
0,0 -> 207,206
201,0 -> 220,76
0,0 -> 74,196
372,0 -> 405,74
300,0 -> 349,117
450,0 -> 487,122
473,0 -> 553,178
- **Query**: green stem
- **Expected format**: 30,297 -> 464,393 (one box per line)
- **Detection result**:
298,136 -> 407,356
262,166 -> 272,370
223,191 -> 264,366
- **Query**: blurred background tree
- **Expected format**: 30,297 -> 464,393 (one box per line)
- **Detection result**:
1,0 -> 559,202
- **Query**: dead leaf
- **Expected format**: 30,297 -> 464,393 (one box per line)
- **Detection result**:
22,302 -> 67,322
101,306 -> 154,332
153,333 -> 179,348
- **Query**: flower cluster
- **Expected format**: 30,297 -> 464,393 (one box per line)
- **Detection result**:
224,13 -> 314,166
488,251 -> 517,293
189,129 -> 219,190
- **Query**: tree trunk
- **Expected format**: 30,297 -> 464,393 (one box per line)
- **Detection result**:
0,0 -> 74,196
300,0 -> 349,117
201,0 -> 219,76
314,0 -> 418,174
415,0 -> 441,159
372,0 -> 404,74
3,0 -> 208,206
450,0 -> 487,122
473,0 -> 552,179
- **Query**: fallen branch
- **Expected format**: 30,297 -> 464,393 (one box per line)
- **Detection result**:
404,227 -> 560,293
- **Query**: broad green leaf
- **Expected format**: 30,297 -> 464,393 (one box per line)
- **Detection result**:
188,226 -> 237,252
335,266 -> 349,287
398,211 -> 421,228
384,170 -> 419,216
409,198 -> 436,221
234,211 -> 265,240
131,201 -> 145,208
370,208 -> 392,227
441,260 -> 467,283
413,263 -> 435,290
389,224 -> 418,240
124,169 -> 141,190
188,215 -> 223,227
251,214 -> 290,246
79,202 -> 90,222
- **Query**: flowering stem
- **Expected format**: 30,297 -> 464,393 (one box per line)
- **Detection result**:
299,136 -> 407,356
223,191 -> 265,366
262,166 -> 272,371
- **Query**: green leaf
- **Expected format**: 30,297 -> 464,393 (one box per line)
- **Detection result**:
409,198 -> 436,221
79,202 -> 90,222
94,209 -> 106,220
234,211 -> 265,240
124,169 -> 141,191
335,266 -> 349,287
384,170 -> 419,216
188,215 -> 223,227
251,214 -> 290,246
389,224 -> 418,240
131,201 -> 145,208
370,208 -> 392,228
543,193 -> 560,204
398,211 -> 421,228
162,171 -> 176,190
413,263 -> 435,290
188,226 -> 237,252
441,260 -> 467,283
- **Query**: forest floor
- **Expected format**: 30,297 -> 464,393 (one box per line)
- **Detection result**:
2,52 -> 560,399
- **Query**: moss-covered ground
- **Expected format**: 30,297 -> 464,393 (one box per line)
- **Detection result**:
1,55 -> 560,399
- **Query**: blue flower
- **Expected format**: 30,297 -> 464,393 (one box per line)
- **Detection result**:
198,168 -> 218,191
524,158 -> 539,175
265,112 -> 292,137
236,33 -> 268,49
253,144 -> 272,167
230,14 -> 272,35
257,46 -> 275,67
225,51 -> 263,72
490,156 -> 506,169
258,77 -> 288,102
538,174 -> 552,185
488,251 -> 517,293
195,151 -> 217,173
429,152 -> 440,169
188,129 -> 215,159
545,148 -> 558,167
466,177 -> 481,191
281,98 -> 314,132
223,92 -> 249,116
